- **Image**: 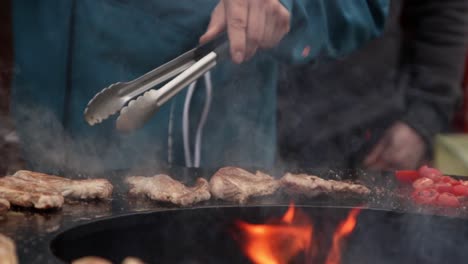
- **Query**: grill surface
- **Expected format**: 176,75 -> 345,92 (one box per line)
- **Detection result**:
51,206 -> 468,264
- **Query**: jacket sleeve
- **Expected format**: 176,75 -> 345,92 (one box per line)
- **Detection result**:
399,0 -> 468,152
274,0 -> 389,64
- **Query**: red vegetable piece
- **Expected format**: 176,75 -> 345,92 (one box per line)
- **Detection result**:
418,165 -> 443,181
439,176 -> 460,185
395,170 -> 420,183
412,188 -> 439,205
413,177 -> 435,190
453,185 -> 468,196
434,182 -> 453,193
436,192 -> 461,208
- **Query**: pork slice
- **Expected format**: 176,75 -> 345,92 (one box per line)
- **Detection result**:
126,175 -> 211,206
328,180 -> 371,196
0,177 -> 64,209
13,170 -> 113,200
280,173 -> 332,198
209,167 -> 280,204
0,199 -> 10,216
0,234 -> 18,264
71,256 -> 112,264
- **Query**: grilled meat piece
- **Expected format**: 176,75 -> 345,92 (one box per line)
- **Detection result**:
280,173 -> 332,198
209,167 -> 280,204
328,180 -> 371,196
280,173 -> 370,198
13,170 -> 113,200
122,257 -> 145,264
72,257 -> 112,264
0,198 -> 10,216
0,177 -> 64,209
0,234 -> 18,264
126,175 -> 211,206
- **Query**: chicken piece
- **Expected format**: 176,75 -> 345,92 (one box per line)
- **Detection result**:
0,177 -> 64,209
122,257 -> 145,264
328,180 -> 371,196
280,173 -> 332,198
126,175 -> 211,206
0,199 -> 10,215
72,256 -> 112,264
209,167 -> 280,204
0,234 -> 18,264
13,170 -> 113,200
280,173 -> 371,198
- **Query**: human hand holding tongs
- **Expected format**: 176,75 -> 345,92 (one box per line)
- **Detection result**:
84,35 -> 229,132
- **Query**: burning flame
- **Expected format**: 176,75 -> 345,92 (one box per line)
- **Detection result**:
234,204 -> 361,264
234,204 -> 313,264
325,208 -> 362,264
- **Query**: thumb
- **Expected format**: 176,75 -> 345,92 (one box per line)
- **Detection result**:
200,2 -> 226,44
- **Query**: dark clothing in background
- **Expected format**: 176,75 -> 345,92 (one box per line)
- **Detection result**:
277,0 -> 468,168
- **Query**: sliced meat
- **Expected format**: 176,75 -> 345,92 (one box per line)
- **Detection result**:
126,175 -> 211,206
13,170 -> 113,200
280,173 -> 371,198
328,180 -> 371,196
0,234 -> 17,264
0,177 -> 64,209
72,256 -> 112,264
0,199 -> 10,216
122,257 -> 145,264
209,167 -> 280,204
280,173 -> 332,198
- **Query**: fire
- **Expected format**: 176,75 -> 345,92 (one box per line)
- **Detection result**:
234,204 -> 313,264
234,205 -> 361,264
325,208 -> 362,264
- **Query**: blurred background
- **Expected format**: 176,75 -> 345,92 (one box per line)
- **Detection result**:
0,0 -> 467,175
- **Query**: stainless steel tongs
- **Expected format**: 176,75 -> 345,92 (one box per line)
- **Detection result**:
84,35 -> 229,132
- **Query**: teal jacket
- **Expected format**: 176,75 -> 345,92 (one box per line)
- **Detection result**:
11,0 -> 388,172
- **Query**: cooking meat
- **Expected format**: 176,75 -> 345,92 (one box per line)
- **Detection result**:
0,177 -> 64,209
122,257 -> 145,264
209,167 -> 280,204
280,173 -> 371,198
0,199 -> 10,216
72,256 -> 112,264
0,234 -> 18,264
13,170 -> 113,200
280,173 -> 332,198
126,175 -> 211,206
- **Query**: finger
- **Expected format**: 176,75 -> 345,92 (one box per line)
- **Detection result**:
367,159 -> 391,171
200,2 -> 226,44
265,4 -> 290,47
224,0 -> 249,64
260,5 -> 275,49
363,136 -> 389,167
245,1 -> 264,60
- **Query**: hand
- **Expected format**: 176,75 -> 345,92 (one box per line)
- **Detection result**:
363,121 -> 427,170
199,0 -> 290,64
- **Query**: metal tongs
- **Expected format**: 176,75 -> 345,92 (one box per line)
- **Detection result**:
84,35 -> 229,132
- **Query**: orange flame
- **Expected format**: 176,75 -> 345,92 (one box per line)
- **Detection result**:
234,205 -> 362,264
234,204 -> 313,264
325,208 -> 362,264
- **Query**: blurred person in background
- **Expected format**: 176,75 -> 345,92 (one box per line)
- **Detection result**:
3,0 -> 388,173
277,0 -> 468,170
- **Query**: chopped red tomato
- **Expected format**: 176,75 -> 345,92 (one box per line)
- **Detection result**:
438,176 -> 460,185
434,182 -> 453,193
395,170 -> 420,183
412,188 -> 439,205
413,177 -> 434,190
436,192 -> 461,208
418,165 -> 443,180
453,185 -> 468,196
